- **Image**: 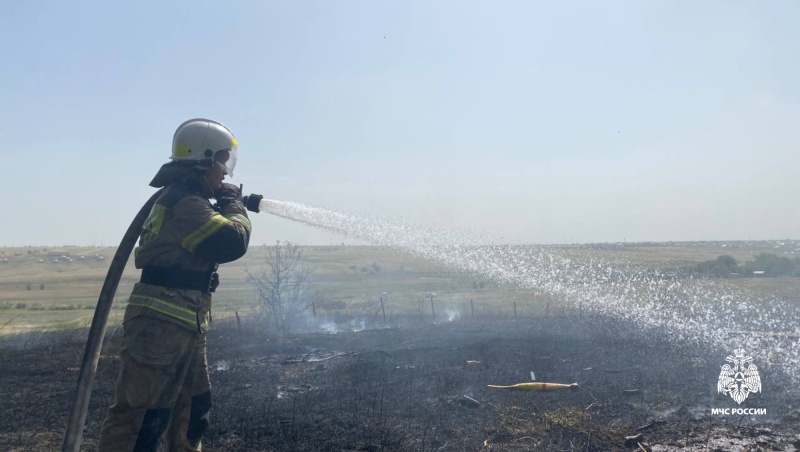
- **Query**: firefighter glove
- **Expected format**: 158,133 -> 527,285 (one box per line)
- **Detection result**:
214,183 -> 243,209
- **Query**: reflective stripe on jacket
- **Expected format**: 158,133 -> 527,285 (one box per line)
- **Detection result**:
125,283 -> 211,332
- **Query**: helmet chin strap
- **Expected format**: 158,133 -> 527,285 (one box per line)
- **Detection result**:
198,158 -> 215,169
167,159 -> 213,170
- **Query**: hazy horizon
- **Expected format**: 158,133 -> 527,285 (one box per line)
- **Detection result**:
2,1 -> 797,247
3,236 -> 796,250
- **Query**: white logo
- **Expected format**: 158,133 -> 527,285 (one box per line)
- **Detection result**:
717,348 -> 761,404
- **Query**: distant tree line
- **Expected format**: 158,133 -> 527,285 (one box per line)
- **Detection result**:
695,253 -> 800,277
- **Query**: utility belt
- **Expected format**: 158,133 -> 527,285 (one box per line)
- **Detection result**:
140,266 -> 219,293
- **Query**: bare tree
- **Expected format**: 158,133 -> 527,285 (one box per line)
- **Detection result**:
245,241 -> 316,334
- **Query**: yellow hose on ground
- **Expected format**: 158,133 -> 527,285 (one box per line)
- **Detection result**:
487,382 -> 579,390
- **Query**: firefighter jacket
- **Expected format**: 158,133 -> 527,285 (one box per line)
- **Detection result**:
126,182 -> 252,332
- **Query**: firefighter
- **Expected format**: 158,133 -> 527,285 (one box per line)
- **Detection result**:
98,119 -> 252,451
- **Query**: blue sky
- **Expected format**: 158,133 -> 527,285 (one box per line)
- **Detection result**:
1,1 -> 798,246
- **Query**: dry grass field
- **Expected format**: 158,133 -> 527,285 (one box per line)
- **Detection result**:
1,240 -> 797,335
0,244 -> 482,334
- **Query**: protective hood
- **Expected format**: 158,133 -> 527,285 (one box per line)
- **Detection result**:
149,161 -> 214,198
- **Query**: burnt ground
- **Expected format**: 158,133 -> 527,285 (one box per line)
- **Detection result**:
1,316 -> 799,451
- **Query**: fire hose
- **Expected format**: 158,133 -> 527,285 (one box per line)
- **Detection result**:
62,189 -> 262,452
62,189 -> 162,452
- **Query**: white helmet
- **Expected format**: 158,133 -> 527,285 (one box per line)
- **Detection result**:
171,118 -> 239,176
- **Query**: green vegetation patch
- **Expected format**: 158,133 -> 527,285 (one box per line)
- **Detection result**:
694,253 -> 800,278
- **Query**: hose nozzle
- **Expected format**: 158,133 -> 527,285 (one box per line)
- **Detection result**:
242,193 -> 263,213
237,185 -> 263,213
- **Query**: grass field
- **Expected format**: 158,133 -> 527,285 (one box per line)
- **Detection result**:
1,241 -> 798,334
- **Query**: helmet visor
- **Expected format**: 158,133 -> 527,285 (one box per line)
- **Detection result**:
214,146 -> 238,177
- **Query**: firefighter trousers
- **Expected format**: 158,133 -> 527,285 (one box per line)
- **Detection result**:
98,313 -> 211,451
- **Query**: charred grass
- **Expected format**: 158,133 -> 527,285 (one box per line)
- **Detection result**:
1,316 -> 799,451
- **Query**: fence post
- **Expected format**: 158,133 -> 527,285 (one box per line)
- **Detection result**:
235,311 -> 241,330
513,300 -> 517,319
380,296 -> 386,323
545,302 -> 549,317
312,302 -> 316,317
471,299 -> 474,317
